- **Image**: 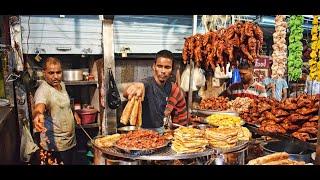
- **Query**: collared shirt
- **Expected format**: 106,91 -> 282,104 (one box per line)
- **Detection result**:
262,77 -> 288,101
34,81 -> 76,151
229,81 -> 267,99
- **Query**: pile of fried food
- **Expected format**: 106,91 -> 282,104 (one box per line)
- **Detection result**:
240,94 -> 319,141
115,129 -> 167,150
120,96 -> 142,127
171,127 -> 209,154
199,97 -> 229,111
206,114 -> 244,127
94,134 -> 122,148
182,21 -> 264,72
227,97 -> 254,113
248,152 -> 305,165
205,127 -> 239,148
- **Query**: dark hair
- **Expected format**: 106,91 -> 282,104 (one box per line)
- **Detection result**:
155,50 -> 174,67
43,57 -> 62,70
238,60 -> 253,70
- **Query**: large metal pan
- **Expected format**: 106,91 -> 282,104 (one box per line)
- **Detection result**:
63,69 -> 83,81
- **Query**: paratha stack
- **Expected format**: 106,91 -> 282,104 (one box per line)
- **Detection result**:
171,127 -> 208,154
205,127 -> 239,148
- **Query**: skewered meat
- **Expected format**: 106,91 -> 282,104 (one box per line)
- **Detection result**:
292,132 -> 310,141
297,127 -> 318,135
253,24 -> 264,50
302,122 -> 318,128
240,44 -> 254,63
309,115 -> 319,122
296,107 -> 318,115
271,108 -> 289,117
244,22 -> 254,37
248,37 -> 258,59
182,37 -> 190,64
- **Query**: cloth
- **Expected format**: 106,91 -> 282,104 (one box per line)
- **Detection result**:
165,83 -> 189,126
20,119 -> 39,162
262,77 -> 288,101
141,77 -> 171,128
304,76 -> 320,95
34,81 -> 76,151
228,81 -> 267,99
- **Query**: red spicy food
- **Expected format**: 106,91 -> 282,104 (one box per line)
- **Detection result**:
115,129 -> 167,150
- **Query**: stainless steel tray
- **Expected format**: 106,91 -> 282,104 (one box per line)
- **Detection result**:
93,137 -> 249,161
192,109 -> 239,116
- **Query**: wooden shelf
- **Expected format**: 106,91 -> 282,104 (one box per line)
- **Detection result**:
76,123 -> 99,129
64,81 -> 98,86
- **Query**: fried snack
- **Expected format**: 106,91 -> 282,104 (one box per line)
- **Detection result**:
136,98 -> 142,127
247,152 -> 289,165
129,97 -> 139,126
237,127 -> 252,141
172,127 -> 208,154
95,134 -> 121,148
120,97 -> 135,125
205,127 -> 239,148
206,114 -> 244,127
263,159 -> 305,165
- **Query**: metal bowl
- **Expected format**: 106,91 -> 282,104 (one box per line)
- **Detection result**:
117,126 -> 140,134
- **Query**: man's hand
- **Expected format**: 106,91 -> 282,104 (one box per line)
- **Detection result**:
74,112 -> 81,125
125,83 -> 145,101
33,113 -> 46,132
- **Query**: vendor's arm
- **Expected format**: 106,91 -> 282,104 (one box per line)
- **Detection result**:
32,103 -> 46,132
123,82 -> 145,100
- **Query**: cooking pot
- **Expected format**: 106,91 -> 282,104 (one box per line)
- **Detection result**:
63,69 -> 83,81
261,140 -> 313,163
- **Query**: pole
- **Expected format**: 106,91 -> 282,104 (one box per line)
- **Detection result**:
187,15 -> 197,122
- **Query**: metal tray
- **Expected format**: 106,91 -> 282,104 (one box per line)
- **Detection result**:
192,109 -> 239,116
113,140 -> 171,156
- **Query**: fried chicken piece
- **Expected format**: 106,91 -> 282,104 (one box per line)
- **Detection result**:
259,124 -> 286,134
297,98 -> 313,108
280,99 -> 298,110
264,111 -> 276,121
287,113 -> 309,123
302,122 -> 318,128
297,127 -> 318,135
258,102 -> 272,113
261,120 -> 277,126
275,117 -> 286,123
240,44 -> 254,62
253,24 -> 263,50
296,107 -> 318,115
292,132 -> 310,141
271,108 -> 289,117
309,115 -> 319,122
182,38 -> 190,64
280,122 -> 300,131
244,22 -> 254,37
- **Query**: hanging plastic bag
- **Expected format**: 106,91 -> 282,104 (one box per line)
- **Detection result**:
194,67 -> 206,88
180,64 -> 198,92
231,68 -> 241,84
107,69 -> 121,109
20,120 -> 39,162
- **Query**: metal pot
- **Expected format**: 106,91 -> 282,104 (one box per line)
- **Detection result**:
117,126 -> 140,134
63,69 -> 83,81
261,140 -> 313,163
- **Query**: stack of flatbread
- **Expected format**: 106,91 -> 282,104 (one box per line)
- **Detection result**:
236,127 -> 252,141
94,134 -> 121,148
171,127 -> 208,154
205,127 -> 239,148
248,152 -> 305,165
120,96 -> 142,126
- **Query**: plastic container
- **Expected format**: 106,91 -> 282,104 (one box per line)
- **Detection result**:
76,108 -> 98,124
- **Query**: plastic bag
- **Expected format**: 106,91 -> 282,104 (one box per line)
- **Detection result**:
180,64 -> 198,92
107,69 -> 121,109
231,68 -> 241,84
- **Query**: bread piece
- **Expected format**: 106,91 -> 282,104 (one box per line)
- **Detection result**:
248,152 -> 289,165
263,159 -> 305,165
137,98 -> 142,127
129,97 -> 139,126
120,97 -> 135,125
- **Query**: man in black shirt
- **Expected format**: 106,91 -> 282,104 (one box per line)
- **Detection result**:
123,50 -> 180,133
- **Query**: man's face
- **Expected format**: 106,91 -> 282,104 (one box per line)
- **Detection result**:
43,63 -> 62,88
153,57 -> 173,84
239,68 -> 253,84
